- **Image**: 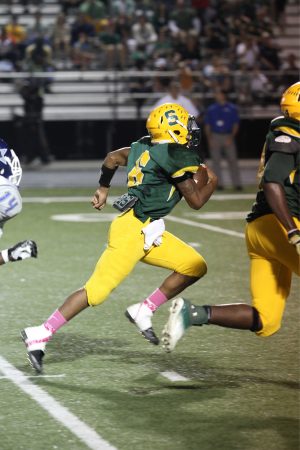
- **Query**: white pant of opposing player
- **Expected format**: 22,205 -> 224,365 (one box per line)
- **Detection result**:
0,176 -> 22,237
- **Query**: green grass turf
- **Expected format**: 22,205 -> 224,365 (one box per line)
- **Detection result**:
0,187 -> 299,450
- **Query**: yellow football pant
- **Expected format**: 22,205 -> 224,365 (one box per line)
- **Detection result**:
85,209 -> 207,306
246,214 -> 300,337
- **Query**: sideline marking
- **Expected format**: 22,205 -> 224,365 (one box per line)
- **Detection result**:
23,195 -> 250,238
0,356 -> 117,450
22,194 -> 255,204
185,211 -> 249,220
0,373 -> 65,379
51,213 -> 117,222
22,196 -> 118,203
160,371 -> 190,382
50,212 -> 244,238
166,216 -> 244,238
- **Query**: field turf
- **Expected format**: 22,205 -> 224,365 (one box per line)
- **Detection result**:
0,187 -> 299,450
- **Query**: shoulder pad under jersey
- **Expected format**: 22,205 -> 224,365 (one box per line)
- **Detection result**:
268,134 -> 300,155
137,136 -> 152,146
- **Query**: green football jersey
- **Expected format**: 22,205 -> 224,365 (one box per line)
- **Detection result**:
247,117 -> 300,222
127,136 -> 201,222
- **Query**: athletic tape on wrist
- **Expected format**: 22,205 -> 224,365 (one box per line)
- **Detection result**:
99,165 -> 117,187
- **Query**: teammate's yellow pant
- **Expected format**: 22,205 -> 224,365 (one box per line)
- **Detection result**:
246,214 -> 300,337
85,209 -> 207,306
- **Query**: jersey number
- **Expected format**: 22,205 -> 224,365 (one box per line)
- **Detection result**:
128,150 -> 150,187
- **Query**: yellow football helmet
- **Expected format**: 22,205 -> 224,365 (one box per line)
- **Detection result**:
147,103 -> 192,145
280,81 -> 300,121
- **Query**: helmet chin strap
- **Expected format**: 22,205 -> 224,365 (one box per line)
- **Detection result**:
168,130 -> 179,143
168,119 -> 188,143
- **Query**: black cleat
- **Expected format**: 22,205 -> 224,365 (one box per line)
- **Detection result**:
141,327 -> 159,345
20,329 -> 45,374
125,310 -> 159,345
27,350 -> 44,374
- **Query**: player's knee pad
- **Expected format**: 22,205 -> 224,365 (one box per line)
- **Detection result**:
0,182 -> 22,223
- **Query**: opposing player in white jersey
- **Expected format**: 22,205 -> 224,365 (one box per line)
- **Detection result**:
0,138 -> 37,265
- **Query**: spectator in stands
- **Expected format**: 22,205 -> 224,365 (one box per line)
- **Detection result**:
235,36 -> 259,70
51,12 -> 71,63
61,0 -> 84,16
0,26 -> 17,72
253,4 -> 274,37
168,0 -> 201,39
112,0 -> 136,17
26,11 -> 50,46
114,12 -> 132,46
18,78 -> 53,165
25,36 -> 54,91
234,63 -> 252,106
177,61 -> 195,94
249,65 -> 271,106
79,0 -> 107,32
152,2 -> 169,33
191,0 -> 210,22
70,11 -> 95,46
258,32 -> 281,71
152,26 -> 172,61
129,54 -> 153,122
72,31 -> 96,70
153,80 -> 201,120
25,35 -> 53,72
4,14 -> 27,63
131,11 -> 158,57
97,19 -> 126,69
272,0 -> 287,30
173,33 -> 201,70
203,24 -> 229,57
204,89 -> 242,191
202,56 -> 233,95
4,15 -> 27,45
279,53 -> 299,89
134,0 -> 154,18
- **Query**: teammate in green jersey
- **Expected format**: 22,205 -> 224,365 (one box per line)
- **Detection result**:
21,103 -> 218,373
162,82 -> 300,352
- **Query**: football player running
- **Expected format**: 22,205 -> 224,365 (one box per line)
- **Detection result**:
0,138 -> 37,266
162,81 -> 300,352
21,103 -> 217,373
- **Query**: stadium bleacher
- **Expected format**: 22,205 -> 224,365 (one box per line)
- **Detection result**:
0,1 -> 298,122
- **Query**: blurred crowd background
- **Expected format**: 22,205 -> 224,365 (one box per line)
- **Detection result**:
0,0 -> 299,164
1,0 -> 298,99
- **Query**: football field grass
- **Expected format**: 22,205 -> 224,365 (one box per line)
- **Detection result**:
0,187 -> 299,450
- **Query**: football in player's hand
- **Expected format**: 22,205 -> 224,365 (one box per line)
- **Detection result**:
193,165 -> 208,187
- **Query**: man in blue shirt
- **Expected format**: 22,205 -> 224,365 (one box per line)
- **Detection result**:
204,90 -> 242,190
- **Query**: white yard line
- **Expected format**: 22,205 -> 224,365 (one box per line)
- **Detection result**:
167,216 -> 245,238
0,356 -> 117,450
22,194 -> 255,204
0,373 -> 65,379
160,371 -> 190,382
22,196 -> 94,203
23,196 -> 247,238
